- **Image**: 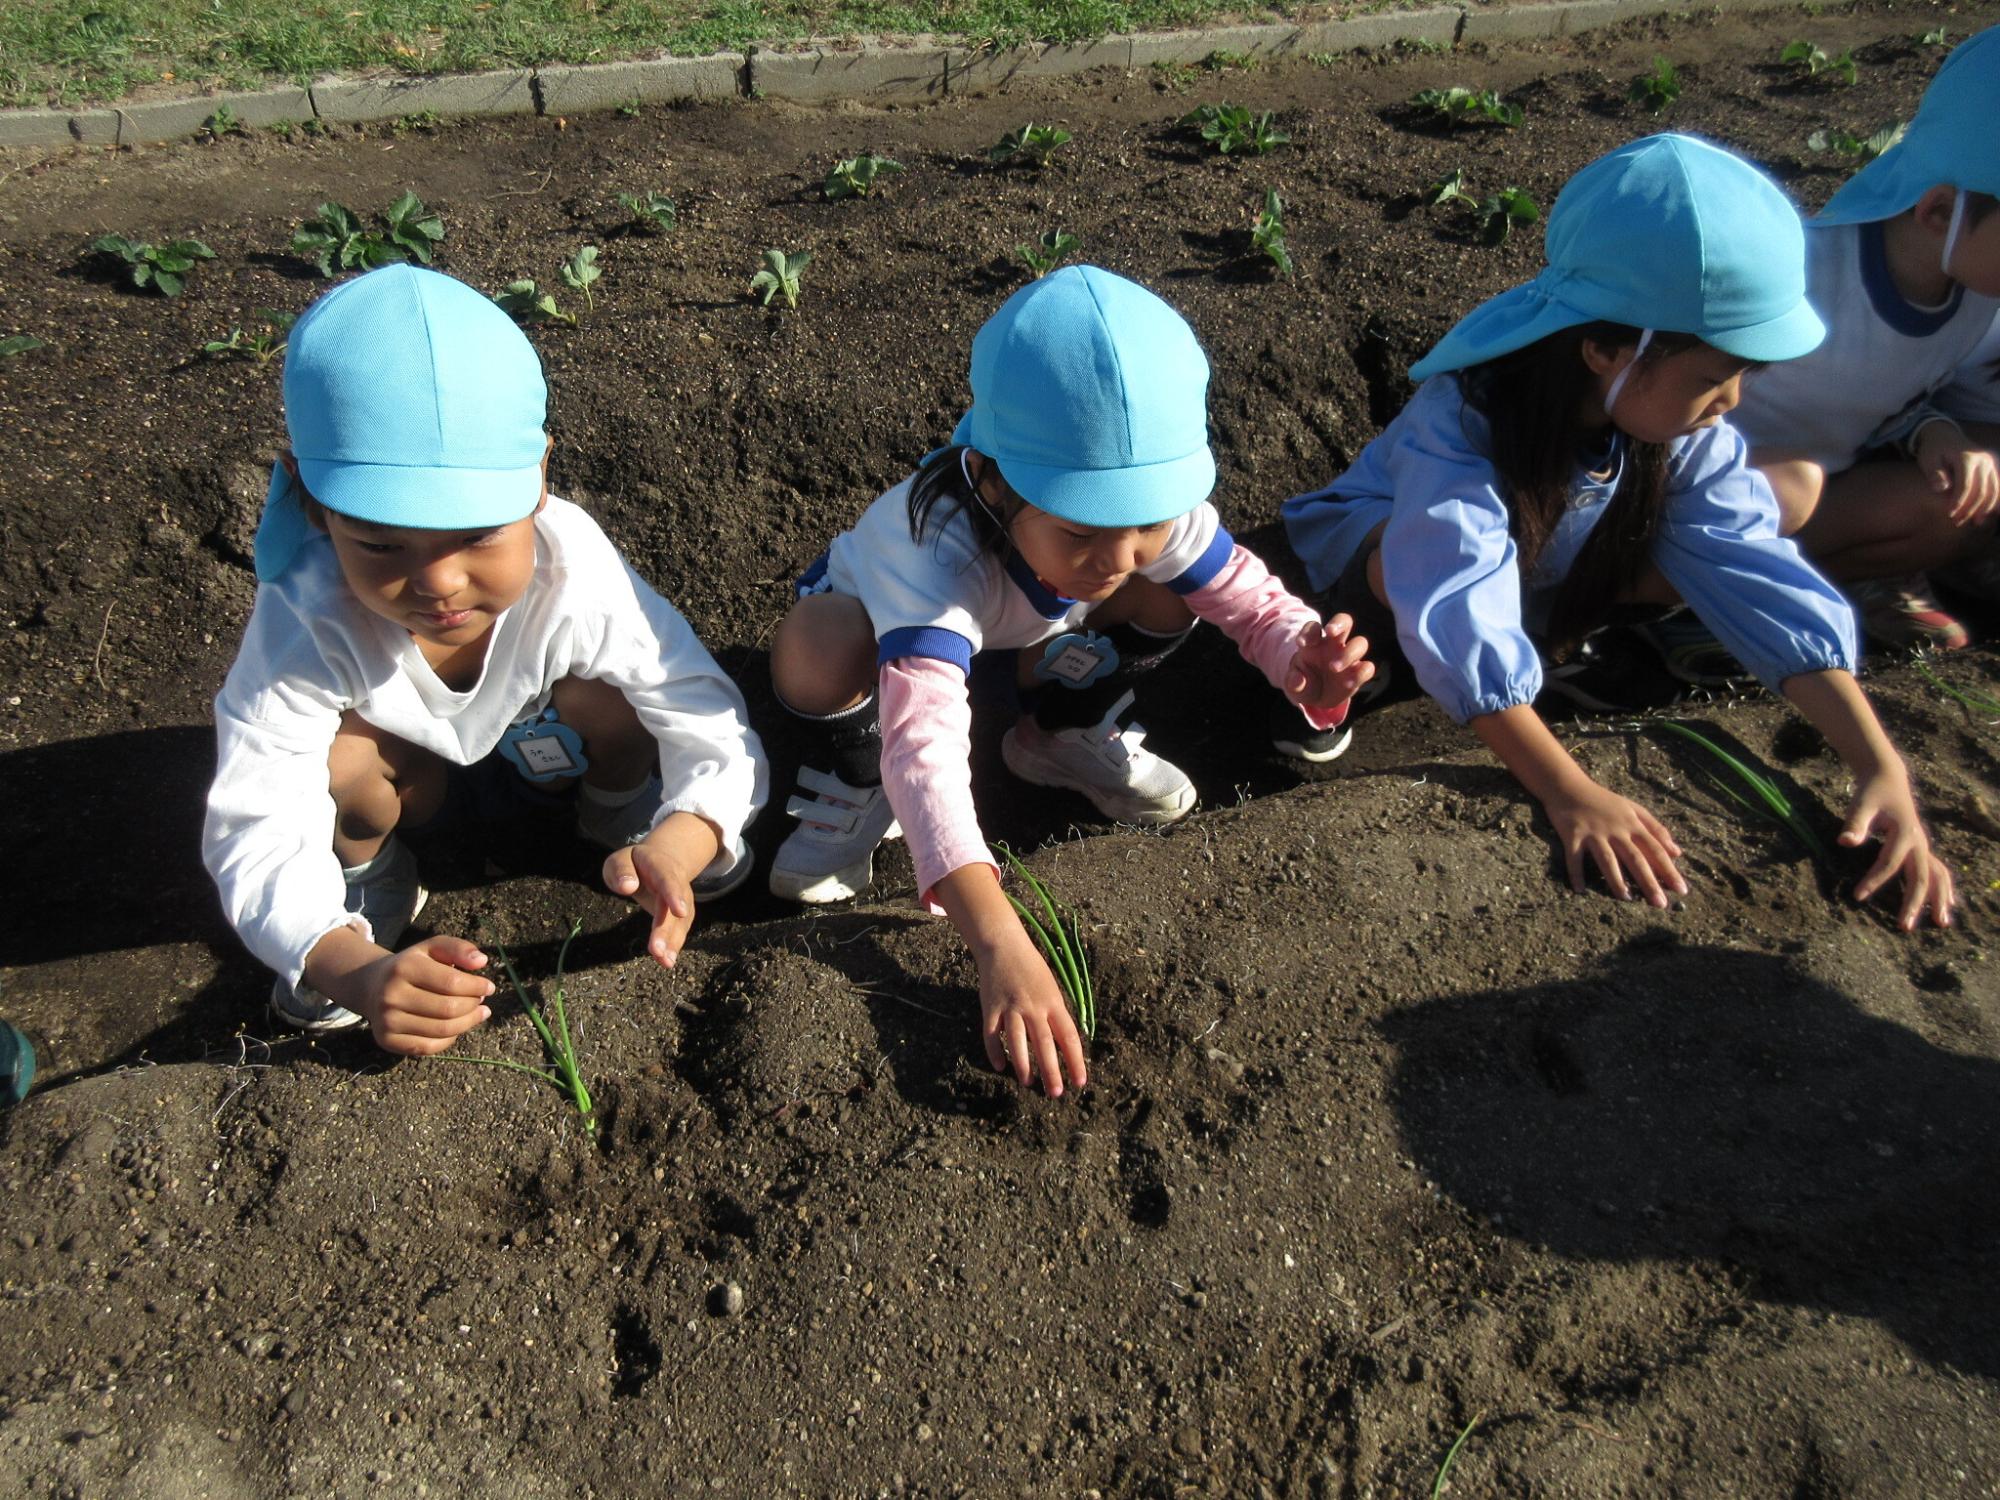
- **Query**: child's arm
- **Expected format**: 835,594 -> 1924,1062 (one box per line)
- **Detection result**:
602,811 -> 724,966
880,656 -> 1086,1097
301,928 -> 496,1055
1176,543 -> 1374,722
1472,705 -> 1687,909
1779,670 -> 1954,930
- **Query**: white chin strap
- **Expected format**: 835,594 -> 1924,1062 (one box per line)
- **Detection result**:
1602,327 -> 1655,417
1941,187 -> 1968,278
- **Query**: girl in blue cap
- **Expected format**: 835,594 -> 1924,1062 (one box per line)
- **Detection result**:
204,265 -> 767,1053
1731,24 -> 2000,651
1283,134 -> 1953,929
765,266 -> 1374,1097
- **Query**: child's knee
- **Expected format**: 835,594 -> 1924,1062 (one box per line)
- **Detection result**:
772,594 -> 876,710
1755,456 -> 1825,535
1103,574 -> 1194,633
328,713 -> 438,822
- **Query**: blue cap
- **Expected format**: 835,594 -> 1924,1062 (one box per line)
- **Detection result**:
1818,26 -> 2000,224
949,266 -> 1216,527
1410,133 -> 1825,381
254,265 -> 549,581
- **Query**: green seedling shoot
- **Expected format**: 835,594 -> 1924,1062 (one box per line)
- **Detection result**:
617,190 -> 677,234
1781,40 -> 1858,84
1410,86 -> 1523,127
1015,228 -> 1079,278
1920,26 -> 1949,45
559,245 -> 601,312
202,308 -> 296,364
1431,168 -> 1477,208
751,248 -> 811,309
1641,718 -> 1828,866
1430,1412 -> 1484,1499
1203,48 -> 1258,70
1249,189 -> 1293,276
1181,103 -> 1289,154
824,151 -> 903,199
89,234 -> 215,297
392,108 -> 442,134
1477,186 -> 1540,245
1807,119 -> 1905,161
996,845 -> 1095,1040
1629,57 -> 1681,113
441,920 -> 595,1137
988,123 -> 1072,167
493,278 -> 574,325
292,192 -> 444,277
203,103 -> 245,139
1912,655 -> 2000,724
0,335 -> 45,359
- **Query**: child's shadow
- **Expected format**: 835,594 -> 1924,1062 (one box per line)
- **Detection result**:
1382,937 -> 2000,1380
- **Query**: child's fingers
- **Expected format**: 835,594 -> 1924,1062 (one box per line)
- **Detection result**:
418,935 -> 489,972
381,1003 -> 491,1040
982,1024 -> 1009,1078
1634,806 -> 1684,862
1322,612 -> 1356,644
1027,1016 -> 1067,1099
1005,1015 -> 1033,1090
1054,1010 -> 1088,1094
601,846 -> 640,896
1926,857 -> 1956,928
1563,841 -> 1591,896
1582,837 -> 1630,901
1616,835 -> 1670,909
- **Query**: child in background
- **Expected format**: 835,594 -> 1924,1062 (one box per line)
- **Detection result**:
204,265 -> 766,1054
1730,25 -> 2000,649
1283,135 -> 1952,929
767,267 -> 1372,1098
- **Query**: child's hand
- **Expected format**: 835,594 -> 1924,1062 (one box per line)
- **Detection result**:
602,810 -> 723,968
1913,421 -> 2000,525
976,925 -> 1088,1098
1841,769 -> 1954,930
1284,616 -> 1375,713
1543,782 -> 1688,909
353,936 -> 495,1057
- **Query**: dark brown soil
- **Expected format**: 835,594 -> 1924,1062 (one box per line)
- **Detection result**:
3,6 -> 1999,1495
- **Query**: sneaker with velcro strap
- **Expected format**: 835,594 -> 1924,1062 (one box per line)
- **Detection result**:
768,766 -> 902,904
1000,690 -> 1196,825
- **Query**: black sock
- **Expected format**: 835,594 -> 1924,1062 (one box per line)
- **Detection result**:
784,693 -> 882,787
1032,621 -> 1194,731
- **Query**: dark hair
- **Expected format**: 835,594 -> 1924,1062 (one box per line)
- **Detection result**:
905,444 -> 1022,561
1457,322 -> 1700,648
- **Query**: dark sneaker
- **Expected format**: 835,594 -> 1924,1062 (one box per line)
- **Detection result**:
1539,628 -> 1683,716
1269,696 -> 1356,763
1633,610 -> 1755,688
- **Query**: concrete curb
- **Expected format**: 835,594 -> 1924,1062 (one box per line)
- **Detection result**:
0,0 -> 1813,149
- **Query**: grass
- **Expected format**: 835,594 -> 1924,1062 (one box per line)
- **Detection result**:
1638,718 -> 1828,867
2,0 -> 1257,106
997,844 -> 1095,1040
440,918 -> 596,1137
1430,1411 -> 1484,1497
1912,654 -> 2000,724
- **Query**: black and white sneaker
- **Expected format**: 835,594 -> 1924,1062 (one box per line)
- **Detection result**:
1539,628 -> 1683,716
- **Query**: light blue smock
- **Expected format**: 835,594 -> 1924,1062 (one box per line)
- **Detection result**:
1281,376 -> 1860,724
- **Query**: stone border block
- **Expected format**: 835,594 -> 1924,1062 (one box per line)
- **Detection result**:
69,110 -> 121,146
944,37 -> 1132,93
311,69 -> 536,123
1127,24 -> 1307,69
752,43 -> 947,103
536,55 -> 744,113
113,87 -> 314,143
1295,7 -> 1464,55
0,108 -> 77,148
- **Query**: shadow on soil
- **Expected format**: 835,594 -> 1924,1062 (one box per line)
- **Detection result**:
1383,937 -> 2000,1381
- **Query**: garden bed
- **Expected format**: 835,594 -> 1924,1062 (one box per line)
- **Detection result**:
2,4 -> 1998,1493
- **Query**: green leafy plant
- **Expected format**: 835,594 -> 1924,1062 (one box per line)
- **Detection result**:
202,308 -> 295,364
1629,57 -> 1681,112
750,248 -> 811,309
1476,186 -> 1541,245
1249,189 -> 1293,276
441,920 -> 595,1137
392,108 -> 442,134
1431,1412 -> 1484,1499
997,846 -> 1095,1040
1919,26 -> 1948,46
1150,60 -> 1200,91
1781,39 -> 1858,84
615,97 -> 642,117
1410,86 -> 1523,127
292,193 -> 444,277
1181,103 -> 1289,154
824,151 -> 904,199
202,103 -> 245,139
493,278 -> 575,325
988,123 -> 1073,167
1641,719 -> 1828,866
1430,167 -> 1476,208
559,245 -> 601,312
1203,48 -> 1258,70
1807,119 -> 1906,161
1014,227 -> 1079,278
617,190 -> 677,234
1912,655 -> 2000,724
88,234 -> 215,297
0,335 -> 45,358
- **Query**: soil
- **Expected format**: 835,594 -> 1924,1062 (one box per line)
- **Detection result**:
3,5 -> 2000,1495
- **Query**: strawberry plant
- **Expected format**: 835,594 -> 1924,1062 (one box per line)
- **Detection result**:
202,309 -> 295,364
1015,228 -> 1079,278
1181,103 -> 1289,155
751,248 -> 811,309
1476,186 -> 1540,245
88,235 -> 215,297
1249,189 -> 1293,277
1628,57 -> 1681,113
292,192 -> 444,277
1807,120 -> 1905,161
988,123 -> 1072,167
617,190 -> 676,234
559,246 -> 601,312
1430,168 -> 1476,208
824,152 -> 903,199
494,279 -> 574,325
1781,40 -> 1857,84
1410,86 -> 1523,127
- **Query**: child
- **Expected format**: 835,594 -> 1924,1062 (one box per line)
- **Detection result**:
1282,134 -> 1953,930
1729,25 -> 2000,649
203,265 -> 766,1054
766,266 -> 1372,1098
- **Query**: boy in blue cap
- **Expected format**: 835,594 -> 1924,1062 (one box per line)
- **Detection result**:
764,266 -> 1374,1097
1731,25 -> 2000,650
203,265 -> 766,1053
1282,134 -> 1952,928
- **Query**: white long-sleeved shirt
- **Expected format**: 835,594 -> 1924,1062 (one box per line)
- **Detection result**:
204,496 -> 767,988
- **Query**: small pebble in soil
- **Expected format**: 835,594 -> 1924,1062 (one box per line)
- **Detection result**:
710,1281 -> 744,1317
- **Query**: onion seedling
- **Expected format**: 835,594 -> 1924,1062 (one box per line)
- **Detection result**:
1015,228 -> 1079,279
441,919 -> 595,1137
1912,655 -> 2000,724
751,248 -> 811,309
559,245 -> 601,312
1430,1412 -> 1484,1499
996,845 -> 1095,1040
824,152 -> 903,199
1640,718 -> 1827,867
988,123 -> 1072,167
89,234 -> 215,297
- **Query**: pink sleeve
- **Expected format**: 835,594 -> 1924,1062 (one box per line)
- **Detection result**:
1183,544 -> 1349,731
879,656 -> 999,911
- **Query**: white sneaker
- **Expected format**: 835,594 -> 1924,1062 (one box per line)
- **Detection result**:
768,767 -> 902,904
1000,690 -> 1196,825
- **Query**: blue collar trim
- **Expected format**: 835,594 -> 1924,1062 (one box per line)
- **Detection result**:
1857,219 -> 1962,337
1003,550 -> 1076,618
